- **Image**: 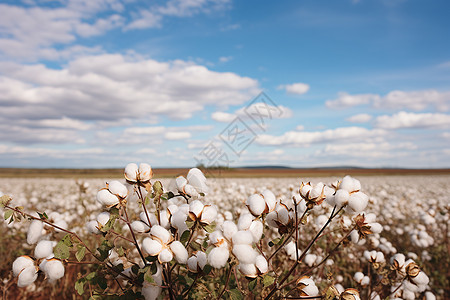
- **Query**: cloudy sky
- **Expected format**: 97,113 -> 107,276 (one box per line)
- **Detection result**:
0,0 -> 449,168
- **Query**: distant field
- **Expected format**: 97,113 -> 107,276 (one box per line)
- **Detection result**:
1,167 -> 450,178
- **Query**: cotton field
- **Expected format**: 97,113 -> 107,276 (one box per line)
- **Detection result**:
0,168 -> 449,299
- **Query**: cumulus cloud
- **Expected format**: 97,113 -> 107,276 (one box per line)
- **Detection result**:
346,113 -> 372,123
277,82 -> 310,95
0,54 -> 258,124
375,111 -> 450,129
211,102 -> 293,123
256,126 -> 386,146
319,142 -> 417,158
219,56 -> 233,63
326,90 -> 450,111
165,131 -> 192,140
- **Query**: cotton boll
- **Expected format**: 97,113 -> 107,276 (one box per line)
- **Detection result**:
176,176 -> 188,192
238,263 -> 257,277
425,291 -> 436,300
108,181 -> 128,198
232,230 -> 254,245
131,221 -> 148,233
247,194 -> 266,216
27,220 -> 44,245
142,281 -> 161,300
304,254 -> 317,267
158,249 -> 173,263
208,247 -> 230,268
222,221 -> 238,240
12,256 -> 35,277
255,255 -> 268,274
140,212 -> 157,226
315,215 -> 328,228
266,211 -> 278,228
138,163 -> 152,181
249,220 -> 263,242
300,184 -> 312,198
402,289 -> 415,300
53,219 -> 68,233
187,168 -> 208,193
276,204 -> 290,225
297,277 -> 319,296
262,190 -> 277,212
86,220 -> 100,234
350,230 -> 360,244
196,251 -> 207,269
45,259 -> 65,280
232,244 -> 257,264
170,241 -> 188,264
17,266 -> 38,287
187,256 -> 198,272
171,210 -> 188,232
142,238 -> 163,256
200,205 -> 217,224
411,271 -> 429,286
124,163 -> 139,182
97,212 -> 110,226
370,222 -> 383,234
184,184 -> 199,197
361,276 -> 370,286
96,189 -> 119,206
158,211 -> 170,229
334,189 -> 349,207
348,192 -> 368,213
237,213 -> 253,230
189,200 -> 204,219
34,240 -> 55,259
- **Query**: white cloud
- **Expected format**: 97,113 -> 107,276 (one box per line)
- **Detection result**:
346,113 -> 372,123
256,126 -> 386,146
277,82 -> 310,95
375,111 -> 450,129
211,102 -> 293,123
317,141 -> 417,159
165,131 -> 191,140
0,54 -> 258,125
295,125 -> 305,131
219,56 -> 233,63
326,90 -> 450,111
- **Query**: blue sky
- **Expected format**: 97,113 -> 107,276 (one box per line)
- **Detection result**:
0,0 -> 449,168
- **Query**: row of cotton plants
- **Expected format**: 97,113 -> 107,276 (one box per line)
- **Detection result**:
1,168 -> 448,299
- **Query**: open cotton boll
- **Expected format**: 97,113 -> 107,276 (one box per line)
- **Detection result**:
159,211 -> 170,229
131,221 -> 148,233
208,247 -> 229,268
196,251 -> 207,269
232,230 -> 254,245
142,281 -> 161,300
200,205 -> 217,224
189,200 -> 204,219
247,194 -> 266,216
158,248 -> 173,263
354,272 -> 364,283
187,168 -> 208,193
13,256 -> 35,277
96,189 -> 119,206
232,244 -> 257,264
124,163 -> 139,182
262,190 -> 276,212
300,184 -> 312,198
17,266 -> 38,287
140,212 -> 157,227
143,238 -> 163,256
34,240 -> 55,259
175,176 -> 188,192
304,254 -> 317,267
108,181 -> 128,198
411,271 -> 429,286
425,291 -> 436,300
237,213 -> 253,230
170,241 -> 188,264
348,192 -> 368,213
86,220 -> 100,234
309,183 -> 324,199
255,255 -> 268,274
53,219 -> 68,233
222,221 -> 238,240
150,225 -> 172,244
334,189 -> 349,207
249,220 -> 263,242
340,176 -> 360,192
266,211 -> 278,228
184,184 -> 199,197
369,222 -> 383,234
45,259 -> 65,280
27,220 -> 44,245
238,263 -> 257,277
97,212 -> 110,226
171,210 -> 188,232
276,204 -> 290,225
138,163 -> 152,181
297,277 -> 319,297
187,256 -> 198,272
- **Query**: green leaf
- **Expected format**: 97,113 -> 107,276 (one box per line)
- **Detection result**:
100,214 -> 117,233
75,246 -> 86,262
109,207 -> 119,216
203,223 -> 216,233
190,241 -> 201,251
248,278 -> 258,291
180,230 -> 190,246
186,220 -> 195,229
166,191 -> 175,199
116,246 -> 125,256
54,242 -> 70,260
97,239 -> 114,261
144,267 -> 155,284
37,211 -> 48,220
263,275 -> 275,287
86,272 -> 96,281
75,278 -> 85,295
61,234 -> 74,247
202,265 -> 212,275
4,209 -> 13,220
228,289 -> 243,300
150,262 -> 157,275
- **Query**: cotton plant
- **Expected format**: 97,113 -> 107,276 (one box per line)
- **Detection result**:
1,168 -> 440,300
